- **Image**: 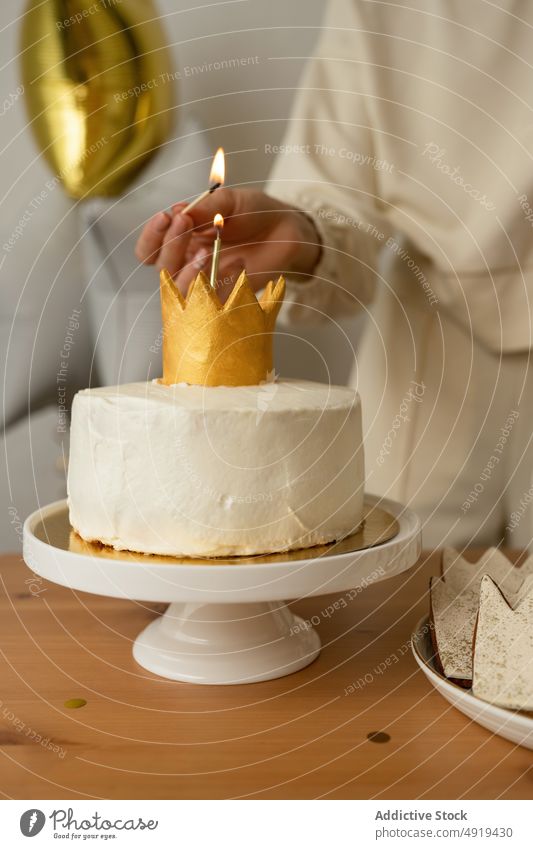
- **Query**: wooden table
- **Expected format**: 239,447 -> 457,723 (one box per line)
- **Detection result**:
0,550 -> 531,800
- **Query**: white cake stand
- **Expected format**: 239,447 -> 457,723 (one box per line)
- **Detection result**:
23,495 -> 421,685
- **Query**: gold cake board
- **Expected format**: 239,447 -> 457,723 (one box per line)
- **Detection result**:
35,500 -> 399,567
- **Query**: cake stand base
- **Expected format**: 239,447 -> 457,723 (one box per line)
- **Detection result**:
23,495 -> 421,686
133,601 -> 321,684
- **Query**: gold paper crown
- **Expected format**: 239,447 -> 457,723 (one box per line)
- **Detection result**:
159,268 -> 285,386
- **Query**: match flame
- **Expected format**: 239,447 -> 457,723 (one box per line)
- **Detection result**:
214,213 -> 224,229
209,147 -> 225,186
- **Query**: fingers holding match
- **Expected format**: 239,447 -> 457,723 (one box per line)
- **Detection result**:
172,187 -> 237,231
156,212 -> 194,277
135,211 -> 172,264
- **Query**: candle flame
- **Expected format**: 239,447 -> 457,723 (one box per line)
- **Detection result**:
214,213 -> 224,229
209,148 -> 225,186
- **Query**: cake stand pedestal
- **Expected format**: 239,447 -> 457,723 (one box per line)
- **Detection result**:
134,601 -> 320,684
23,495 -> 421,685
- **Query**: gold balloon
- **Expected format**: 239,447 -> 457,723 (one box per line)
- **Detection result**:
20,0 -> 175,197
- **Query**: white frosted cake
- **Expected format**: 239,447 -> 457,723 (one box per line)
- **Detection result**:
67,379 -> 364,558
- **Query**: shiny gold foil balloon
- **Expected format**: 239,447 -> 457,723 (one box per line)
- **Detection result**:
20,0 -> 176,197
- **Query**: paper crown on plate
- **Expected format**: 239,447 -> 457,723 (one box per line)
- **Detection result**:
159,268 -> 285,386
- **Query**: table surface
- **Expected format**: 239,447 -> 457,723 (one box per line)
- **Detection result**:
1,549 -> 531,800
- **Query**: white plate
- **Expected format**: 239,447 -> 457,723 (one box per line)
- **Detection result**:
412,616 -> 533,750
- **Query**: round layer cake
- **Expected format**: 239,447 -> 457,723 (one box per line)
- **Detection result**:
67,379 -> 365,557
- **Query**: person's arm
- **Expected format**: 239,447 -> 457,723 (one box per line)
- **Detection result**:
136,0 -> 387,315
266,0 -> 389,324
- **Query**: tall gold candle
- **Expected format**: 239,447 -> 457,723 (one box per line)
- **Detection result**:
209,214 -> 224,290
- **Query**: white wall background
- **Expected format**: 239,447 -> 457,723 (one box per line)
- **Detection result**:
0,0 -> 363,550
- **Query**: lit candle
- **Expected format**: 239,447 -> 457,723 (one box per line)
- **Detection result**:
209,214 -> 224,290
183,148 -> 225,213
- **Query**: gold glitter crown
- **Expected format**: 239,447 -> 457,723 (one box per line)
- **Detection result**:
159,268 -> 285,386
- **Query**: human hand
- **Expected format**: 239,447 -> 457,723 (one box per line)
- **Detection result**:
135,188 -> 321,300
